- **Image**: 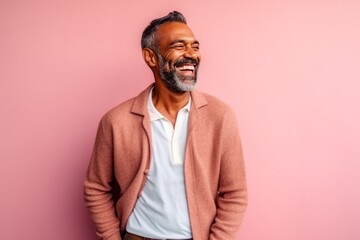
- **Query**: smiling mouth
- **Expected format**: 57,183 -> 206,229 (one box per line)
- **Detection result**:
175,64 -> 196,76
176,64 -> 195,71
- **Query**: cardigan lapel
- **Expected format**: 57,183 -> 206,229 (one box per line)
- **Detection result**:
187,88 -> 208,137
130,84 -> 209,141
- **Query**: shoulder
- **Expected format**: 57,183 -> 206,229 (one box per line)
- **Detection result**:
98,97 -> 134,127
102,98 -> 135,123
100,85 -> 152,126
191,90 -> 241,143
193,89 -> 237,120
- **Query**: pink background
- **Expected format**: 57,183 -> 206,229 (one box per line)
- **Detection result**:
1,1 -> 360,239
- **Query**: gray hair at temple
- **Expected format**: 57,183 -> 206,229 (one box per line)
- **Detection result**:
141,11 -> 187,50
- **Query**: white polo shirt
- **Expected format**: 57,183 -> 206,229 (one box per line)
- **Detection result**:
126,88 -> 192,239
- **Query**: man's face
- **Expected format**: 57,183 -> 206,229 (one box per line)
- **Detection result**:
154,22 -> 201,93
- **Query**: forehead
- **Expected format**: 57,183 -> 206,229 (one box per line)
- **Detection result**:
155,22 -> 197,47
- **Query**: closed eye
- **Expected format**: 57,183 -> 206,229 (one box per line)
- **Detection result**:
192,44 -> 200,50
171,44 -> 185,50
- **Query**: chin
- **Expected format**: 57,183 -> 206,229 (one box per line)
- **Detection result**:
177,83 -> 196,92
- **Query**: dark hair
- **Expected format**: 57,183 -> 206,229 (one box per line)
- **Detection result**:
141,11 -> 187,49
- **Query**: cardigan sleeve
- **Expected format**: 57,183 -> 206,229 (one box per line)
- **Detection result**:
209,110 -> 248,240
84,117 -> 122,240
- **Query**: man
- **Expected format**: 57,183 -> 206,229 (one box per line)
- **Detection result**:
84,11 -> 247,240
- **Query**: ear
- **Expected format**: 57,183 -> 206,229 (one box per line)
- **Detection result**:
142,48 -> 157,67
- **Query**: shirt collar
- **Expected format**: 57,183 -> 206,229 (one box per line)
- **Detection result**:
147,87 -> 191,122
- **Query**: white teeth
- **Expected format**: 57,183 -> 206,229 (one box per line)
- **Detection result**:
176,65 -> 195,71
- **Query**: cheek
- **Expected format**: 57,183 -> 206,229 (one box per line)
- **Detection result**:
162,59 -> 175,70
161,60 -> 172,71
195,52 -> 201,62
164,51 -> 182,66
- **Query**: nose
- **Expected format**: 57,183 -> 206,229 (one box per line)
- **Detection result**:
184,46 -> 200,60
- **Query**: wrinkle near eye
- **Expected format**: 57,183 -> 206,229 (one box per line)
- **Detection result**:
164,50 -> 174,59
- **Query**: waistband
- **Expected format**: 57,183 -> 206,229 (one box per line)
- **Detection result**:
124,232 -> 193,240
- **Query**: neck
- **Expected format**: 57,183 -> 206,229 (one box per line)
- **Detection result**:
152,81 -> 190,124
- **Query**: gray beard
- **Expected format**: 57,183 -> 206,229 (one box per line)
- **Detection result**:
157,54 -> 198,93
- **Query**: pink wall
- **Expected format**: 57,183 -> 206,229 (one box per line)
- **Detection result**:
1,1 -> 359,239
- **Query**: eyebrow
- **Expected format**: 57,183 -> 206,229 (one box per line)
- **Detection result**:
169,39 -> 200,46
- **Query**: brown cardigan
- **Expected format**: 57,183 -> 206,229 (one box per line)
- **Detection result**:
84,84 -> 247,240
